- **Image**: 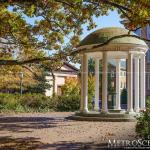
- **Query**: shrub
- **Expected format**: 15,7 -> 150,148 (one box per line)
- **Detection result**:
136,98 -> 150,139
0,75 -> 95,112
0,93 -> 20,111
0,92 -> 80,112
20,93 -> 49,109
0,93 -> 52,112
60,76 -> 95,111
55,95 -> 80,111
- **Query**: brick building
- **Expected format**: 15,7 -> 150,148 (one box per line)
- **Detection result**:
136,26 -> 150,96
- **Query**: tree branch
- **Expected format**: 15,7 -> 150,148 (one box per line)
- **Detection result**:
85,0 -> 132,12
0,57 -> 57,65
1,33 -> 150,66
73,34 -> 150,54
22,65 -> 39,77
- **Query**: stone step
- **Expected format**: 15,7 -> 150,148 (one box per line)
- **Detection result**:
67,115 -> 136,122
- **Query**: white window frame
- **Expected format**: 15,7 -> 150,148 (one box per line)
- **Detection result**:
147,74 -> 150,90
120,71 -> 123,77
147,25 -> 150,39
111,71 -> 115,77
124,82 -> 126,88
121,82 -> 123,89
124,71 -> 126,76
147,49 -> 150,63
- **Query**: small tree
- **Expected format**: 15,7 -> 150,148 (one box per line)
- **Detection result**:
61,77 -> 80,96
61,76 -> 95,110
27,71 -> 51,94
88,75 -> 95,109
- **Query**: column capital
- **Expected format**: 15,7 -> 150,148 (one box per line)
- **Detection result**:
140,53 -> 146,58
128,52 -> 133,56
94,57 -> 100,61
103,51 -> 108,55
134,55 -> 140,59
115,59 -> 120,63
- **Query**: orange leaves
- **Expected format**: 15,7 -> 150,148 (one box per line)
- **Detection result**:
127,23 -> 136,31
70,36 -> 80,46
82,8 -> 89,17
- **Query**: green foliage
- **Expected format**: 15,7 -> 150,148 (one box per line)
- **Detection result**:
88,58 -> 95,75
61,76 -> 95,110
0,94 -> 19,110
61,77 -> 80,96
27,71 -> 51,94
88,75 -> 95,109
136,98 -> 150,139
20,93 -> 49,109
55,95 -> 80,111
1,1 -> 149,67
0,92 -> 80,112
0,93 -> 52,112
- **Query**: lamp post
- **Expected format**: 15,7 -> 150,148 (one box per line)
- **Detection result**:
18,72 -> 23,96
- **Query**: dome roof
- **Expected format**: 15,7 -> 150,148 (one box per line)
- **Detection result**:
80,27 -> 147,47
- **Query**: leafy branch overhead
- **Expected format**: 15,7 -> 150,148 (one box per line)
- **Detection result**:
0,0 -> 150,66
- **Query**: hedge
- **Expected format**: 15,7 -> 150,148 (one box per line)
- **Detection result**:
0,93 -> 80,112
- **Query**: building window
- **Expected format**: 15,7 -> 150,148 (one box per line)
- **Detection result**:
121,82 -> 123,88
147,49 -> 150,63
124,71 -> 126,76
124,83 -> 126,88
57,86 -> 62,96
147,25 -> 150,39
120,71 -> 123,77
135,28 -> 141,36
111,71 -> 115,77
111,81 -> 115,88
147,75 -> 150,90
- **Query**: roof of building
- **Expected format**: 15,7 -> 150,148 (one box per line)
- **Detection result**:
63,62 -> 79,72
53,62 -> 79,75
80,27 -> 147,47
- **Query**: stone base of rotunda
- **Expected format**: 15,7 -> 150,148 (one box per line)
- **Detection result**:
67,111 -> 137,122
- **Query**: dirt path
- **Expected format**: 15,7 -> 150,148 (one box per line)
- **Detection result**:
0,112 -> 136,150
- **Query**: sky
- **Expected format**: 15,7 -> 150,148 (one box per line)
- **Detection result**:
73,10 -> 125,68
24,9 -> 124,42
9,6 -> 124,42
81,10 -> 124,40
14,8 -> 124,68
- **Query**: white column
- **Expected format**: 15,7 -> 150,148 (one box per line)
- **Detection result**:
94,58 -> 100,111
140,54 -> 146,110
82,54 -> 88,113
127,53 -> 134,113
80,55 -> 84,112
115,59 -> 121,110
134,56 -> 140,112
102,52 -> 108,113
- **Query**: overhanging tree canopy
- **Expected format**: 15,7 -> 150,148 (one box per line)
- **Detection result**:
0,0 -> 150,66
